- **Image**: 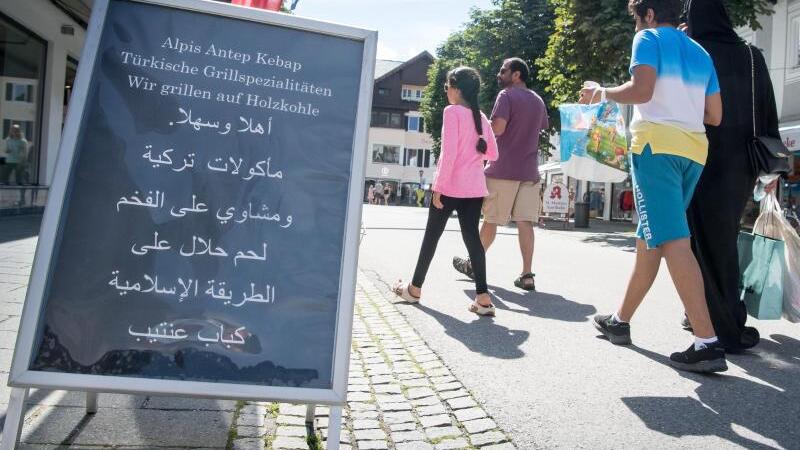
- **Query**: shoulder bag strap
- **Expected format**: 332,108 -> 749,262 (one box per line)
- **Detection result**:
748,44 -> 757,138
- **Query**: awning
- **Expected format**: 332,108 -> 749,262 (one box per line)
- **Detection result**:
538,161 -> 562,173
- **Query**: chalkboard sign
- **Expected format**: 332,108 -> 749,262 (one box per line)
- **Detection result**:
9,0 -> 376,404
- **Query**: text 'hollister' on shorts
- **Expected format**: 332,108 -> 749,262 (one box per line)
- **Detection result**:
631,145 -> 703,249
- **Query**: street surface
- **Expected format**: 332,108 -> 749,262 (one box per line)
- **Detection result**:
0,206 -> 798,449
359,204 -> 800,450
0,214 -> 513,449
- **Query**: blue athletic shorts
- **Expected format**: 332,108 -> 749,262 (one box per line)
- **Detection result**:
631,144 -> 704,249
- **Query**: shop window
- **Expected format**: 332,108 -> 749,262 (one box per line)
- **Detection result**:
407,116 -> 420,132
404,149 -> 431,168
787,4 -> 800,82
583,182 -> 606,219
611,180 -> 634,221
371,110 -> 403,128
401,85 -> 423,102
372,144 -> 401,164
2,120 -> 33,140
0,14 -> 46,186
64,56 -> 78,123
5,83 -> 34,102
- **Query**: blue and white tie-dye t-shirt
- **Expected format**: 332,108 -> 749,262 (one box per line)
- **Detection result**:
628,27 -> 720,164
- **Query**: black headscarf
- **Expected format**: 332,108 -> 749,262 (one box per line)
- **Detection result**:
683,0 -> 743,45
683,0 -> 779,139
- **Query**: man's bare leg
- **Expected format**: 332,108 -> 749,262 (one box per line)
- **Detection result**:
480,222 -> 498,252
617,239 -> 662,322
516,220 -> 534,276
662,238 -> 715,338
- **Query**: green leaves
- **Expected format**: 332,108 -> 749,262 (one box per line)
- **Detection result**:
535,0 -> 776,114
422,0 -> 556,158
423,0 -> 775,159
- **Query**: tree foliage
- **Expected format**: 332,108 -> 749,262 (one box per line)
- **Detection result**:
536,0 -> 777,110
422,0 -> 776,158
421,0 -> 555,158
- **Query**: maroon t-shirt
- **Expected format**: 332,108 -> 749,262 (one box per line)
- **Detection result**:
485,87 -> 549,183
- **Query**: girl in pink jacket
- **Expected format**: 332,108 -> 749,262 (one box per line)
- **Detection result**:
393,67 -> 499,316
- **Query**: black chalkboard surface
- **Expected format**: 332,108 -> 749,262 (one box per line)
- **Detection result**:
25,0 -> 368,390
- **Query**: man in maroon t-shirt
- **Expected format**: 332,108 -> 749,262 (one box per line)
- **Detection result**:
453,57 -> 548,291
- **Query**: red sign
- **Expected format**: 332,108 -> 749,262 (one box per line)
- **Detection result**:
231,0 -> 283,11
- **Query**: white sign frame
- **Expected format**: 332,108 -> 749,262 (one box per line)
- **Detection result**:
8,0 -> 376,407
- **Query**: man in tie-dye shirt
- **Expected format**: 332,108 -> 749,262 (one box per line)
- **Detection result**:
580,0 -> 726,373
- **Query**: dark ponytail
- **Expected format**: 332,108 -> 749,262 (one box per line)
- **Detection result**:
447,67 -> 487,154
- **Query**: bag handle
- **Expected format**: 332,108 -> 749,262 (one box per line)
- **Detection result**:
753,190 -> 783,236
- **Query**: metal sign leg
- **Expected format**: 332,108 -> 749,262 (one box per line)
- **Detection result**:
326,406 -> 343,450
0,387 -> 29,450
86,392 -> 98,414
305,404 -> 315,423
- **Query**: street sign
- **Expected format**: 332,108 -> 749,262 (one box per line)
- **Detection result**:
543,182 -> 569,214
4,1 -> 375,447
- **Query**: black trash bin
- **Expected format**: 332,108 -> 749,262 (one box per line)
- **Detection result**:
574,201 -> 589,228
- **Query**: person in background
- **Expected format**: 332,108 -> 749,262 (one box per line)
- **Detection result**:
584,0 -> 727,373
373,180 -> 384,205
367,183 -> 375,204
393,67 -> 499,316
1,125 -> 28,186
682,0 -> 782,351
452,57 -> 549,291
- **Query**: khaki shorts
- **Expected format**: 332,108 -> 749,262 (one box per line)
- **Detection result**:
482,178 -> 542,224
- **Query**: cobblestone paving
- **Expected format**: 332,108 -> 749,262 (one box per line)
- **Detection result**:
1,218 -> 515,449
230,271 -> 515,449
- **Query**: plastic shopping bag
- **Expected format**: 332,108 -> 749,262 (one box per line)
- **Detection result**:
752,192 -> 800,321
558,101 -> 628,183
738,231 -> 785,320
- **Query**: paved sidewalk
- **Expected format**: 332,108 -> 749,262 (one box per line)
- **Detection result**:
1,216 -> 514,449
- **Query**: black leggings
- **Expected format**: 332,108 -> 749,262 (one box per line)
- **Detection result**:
412,195 -> 488,295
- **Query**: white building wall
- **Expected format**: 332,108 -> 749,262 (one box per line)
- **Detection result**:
365,127 -> 436,185
0,77 -> 39,125
740,0 -> 800,125
1,0 -> 86,186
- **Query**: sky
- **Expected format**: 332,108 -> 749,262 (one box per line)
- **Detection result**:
291,0 -> 496,61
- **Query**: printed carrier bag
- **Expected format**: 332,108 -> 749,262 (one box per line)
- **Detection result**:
558,102 -> 629,183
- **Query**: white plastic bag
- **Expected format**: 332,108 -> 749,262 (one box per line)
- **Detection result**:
754,192 -> 800,321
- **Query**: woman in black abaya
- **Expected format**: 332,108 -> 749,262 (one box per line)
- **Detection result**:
683,0 -> 781,351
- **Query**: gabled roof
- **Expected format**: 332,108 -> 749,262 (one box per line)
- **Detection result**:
374,51 -> 435,83
375,60 -> 404,80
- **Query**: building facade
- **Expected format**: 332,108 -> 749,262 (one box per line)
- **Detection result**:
365,52 -> 436,206
739,0 -> 800,217
0,0 -> 86,214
